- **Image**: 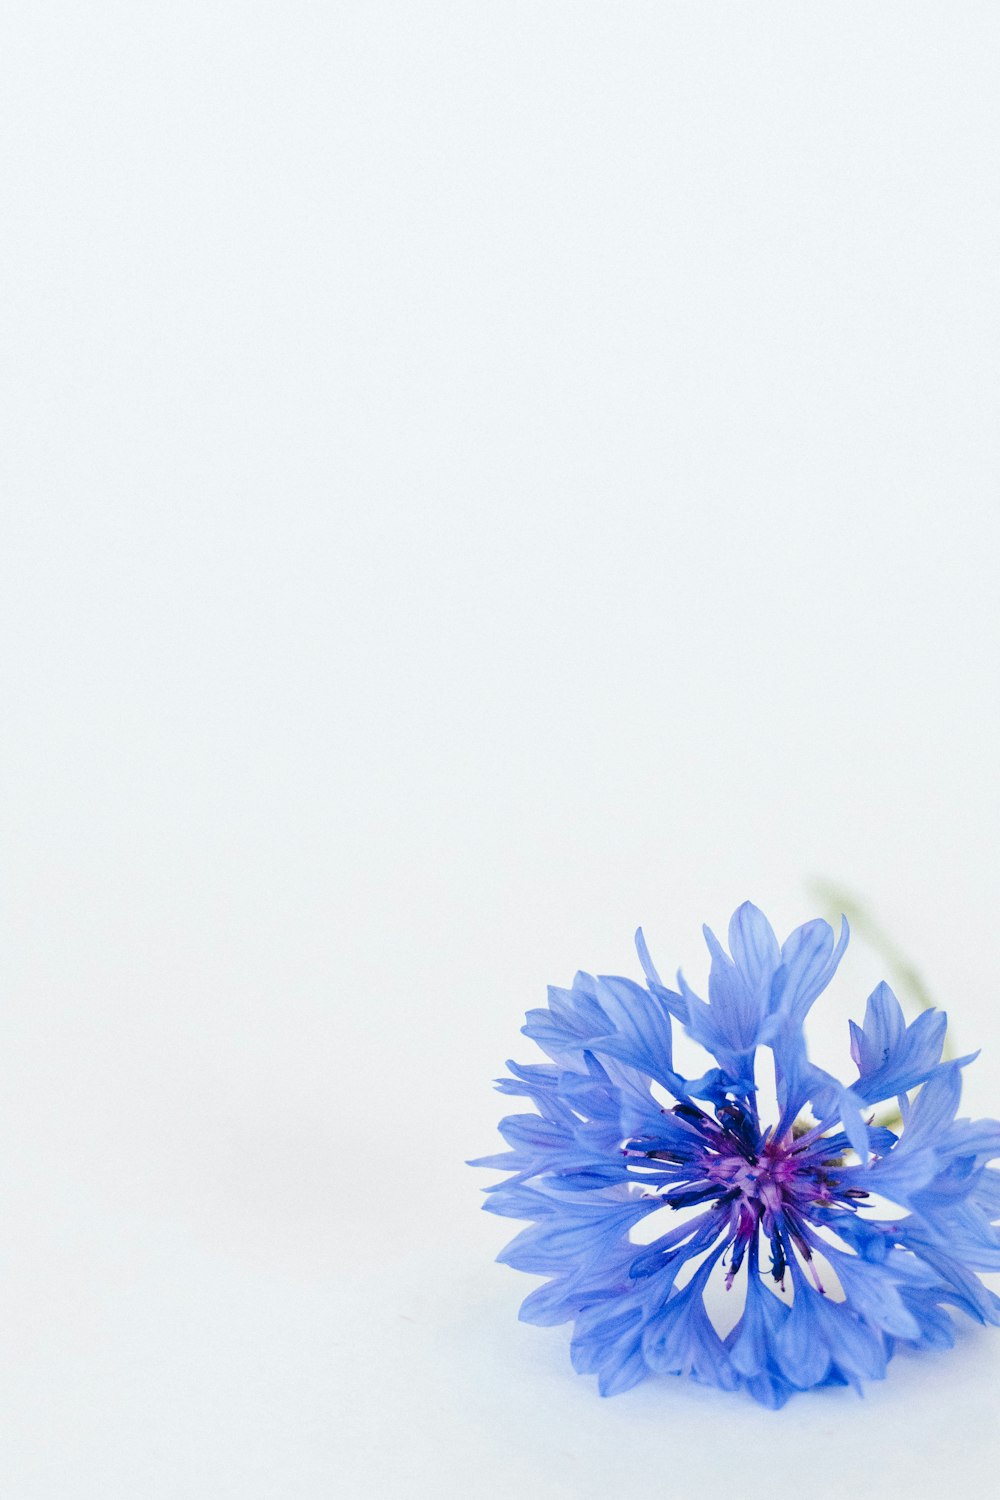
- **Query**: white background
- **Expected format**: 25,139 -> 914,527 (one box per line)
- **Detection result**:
2,4 -> 999,1497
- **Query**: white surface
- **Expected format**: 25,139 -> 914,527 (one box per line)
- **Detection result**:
2,4 -> 999,1496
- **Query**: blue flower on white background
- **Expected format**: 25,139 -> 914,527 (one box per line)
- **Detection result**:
472,903 -> 1000,1406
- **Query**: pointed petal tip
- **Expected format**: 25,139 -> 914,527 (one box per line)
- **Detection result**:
731,898 -> 768,927
635,925 -> 664,987
702,922 -> 723,952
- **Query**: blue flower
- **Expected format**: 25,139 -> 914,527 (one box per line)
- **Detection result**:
471,902 -> 1000,1405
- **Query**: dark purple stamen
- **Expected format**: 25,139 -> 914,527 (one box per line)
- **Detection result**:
624,1099 -> 869,1295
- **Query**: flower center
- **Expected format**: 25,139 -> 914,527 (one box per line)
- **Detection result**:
706,1145 -> 790,1211
629,1100 -> 865,1293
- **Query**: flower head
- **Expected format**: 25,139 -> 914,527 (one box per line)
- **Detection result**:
471,902 -> 1000,1406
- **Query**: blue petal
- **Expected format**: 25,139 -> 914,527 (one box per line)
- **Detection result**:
634,927 -> 664,988
812,1292 -> 888,1385
641,1261 -> 736,1389
901,1063 -> 964,1145
590,974 -> 680,1088
496,1192 -> 651,1275
851,981 -> 904,1068
772,916 -> 849,1027
703,923 -> 764,1051
836,1084 -> 872,1162
892,1225 -> 1000,1326
897,1288 -> 958,1350
773,1279 -> 832,1388
850,984 -> 950,1104
744,1369 -> 795,1408
726,1272 -> 789,1378
570,1285 -> 678,1397
823,1248 -> 922,1340
728,901 -> 781,993
939,1115 -> 1000,1162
